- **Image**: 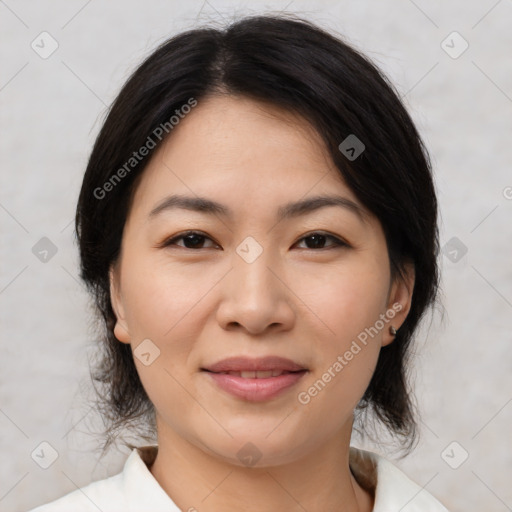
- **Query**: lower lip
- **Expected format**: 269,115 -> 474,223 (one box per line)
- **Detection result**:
204,371 -> 307,402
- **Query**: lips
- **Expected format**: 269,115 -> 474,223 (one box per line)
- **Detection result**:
202,356 -> 306,374
221,370 -> 290,378
201,356 -> 308,401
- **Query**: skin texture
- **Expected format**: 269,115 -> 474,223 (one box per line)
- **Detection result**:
109,94 -> 415,512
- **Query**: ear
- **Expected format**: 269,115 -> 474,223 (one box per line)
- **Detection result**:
109,264 -> 131,344
382,261 -> 415,347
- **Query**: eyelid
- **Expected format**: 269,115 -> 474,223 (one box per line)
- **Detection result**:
157,230 -> 220,249
299,230 -> 348,243
159,230 -> 350,250
296,230 -> 349,249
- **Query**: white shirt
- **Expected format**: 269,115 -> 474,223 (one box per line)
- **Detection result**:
27,445 -> 450,511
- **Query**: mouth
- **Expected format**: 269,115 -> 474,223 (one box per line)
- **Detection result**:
201,356 -> 308,402
202,355 -> 307,373
205,369 -> 302,378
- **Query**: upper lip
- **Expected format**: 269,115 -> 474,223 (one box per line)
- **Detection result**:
202,356 -> 307,373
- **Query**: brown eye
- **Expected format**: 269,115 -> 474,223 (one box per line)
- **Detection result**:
163,231 -> 219,250
295,232 -> 347,250
160,230 -> 348,251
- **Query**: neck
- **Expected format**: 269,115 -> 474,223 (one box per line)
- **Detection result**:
149,419 -> 374,512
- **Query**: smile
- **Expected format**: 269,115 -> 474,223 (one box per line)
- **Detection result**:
215,370 -> 294,378
201,356 -> 308,402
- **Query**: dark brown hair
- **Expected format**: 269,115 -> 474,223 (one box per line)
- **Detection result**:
75,13 -> 441,456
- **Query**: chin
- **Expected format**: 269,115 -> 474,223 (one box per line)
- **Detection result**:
193,425 -> 312,469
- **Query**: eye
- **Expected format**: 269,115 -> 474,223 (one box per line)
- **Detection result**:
160,230 -> 348,251
161,231 -> 219,250
294,232 -> 348,250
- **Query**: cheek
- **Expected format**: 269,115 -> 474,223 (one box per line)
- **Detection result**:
293,258 -> 390,343
292,259 -> 389,408
120,257 -> 216,341
120,258 -> 215,438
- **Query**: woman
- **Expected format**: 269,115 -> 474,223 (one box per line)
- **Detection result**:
29,13 -> 449,511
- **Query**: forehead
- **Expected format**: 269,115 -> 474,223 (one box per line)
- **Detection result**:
128,94 -> 365,221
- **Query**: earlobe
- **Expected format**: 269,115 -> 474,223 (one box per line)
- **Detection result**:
109,265 -> 131,344
383,262 -> 415,347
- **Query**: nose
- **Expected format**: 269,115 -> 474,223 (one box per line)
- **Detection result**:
216,245 -> 296,336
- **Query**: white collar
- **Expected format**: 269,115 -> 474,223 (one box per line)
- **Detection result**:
116,445 -> 449,511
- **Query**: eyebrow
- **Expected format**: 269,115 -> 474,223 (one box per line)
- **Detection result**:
148,193 -> 369,225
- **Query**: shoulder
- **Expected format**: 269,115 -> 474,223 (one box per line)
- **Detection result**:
26,471 -> 126,511
349,447 -> 451,511
26,446 -> 177,512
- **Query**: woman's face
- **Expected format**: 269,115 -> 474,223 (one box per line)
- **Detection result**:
109,94 -> 414,466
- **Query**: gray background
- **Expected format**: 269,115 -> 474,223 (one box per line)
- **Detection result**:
1,1 -> 511,511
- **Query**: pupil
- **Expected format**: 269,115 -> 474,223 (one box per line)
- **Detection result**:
308,234 -> 325,248
185,234 -> 203,248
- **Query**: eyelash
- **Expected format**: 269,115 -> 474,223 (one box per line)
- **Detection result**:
159,230 -> 349,251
